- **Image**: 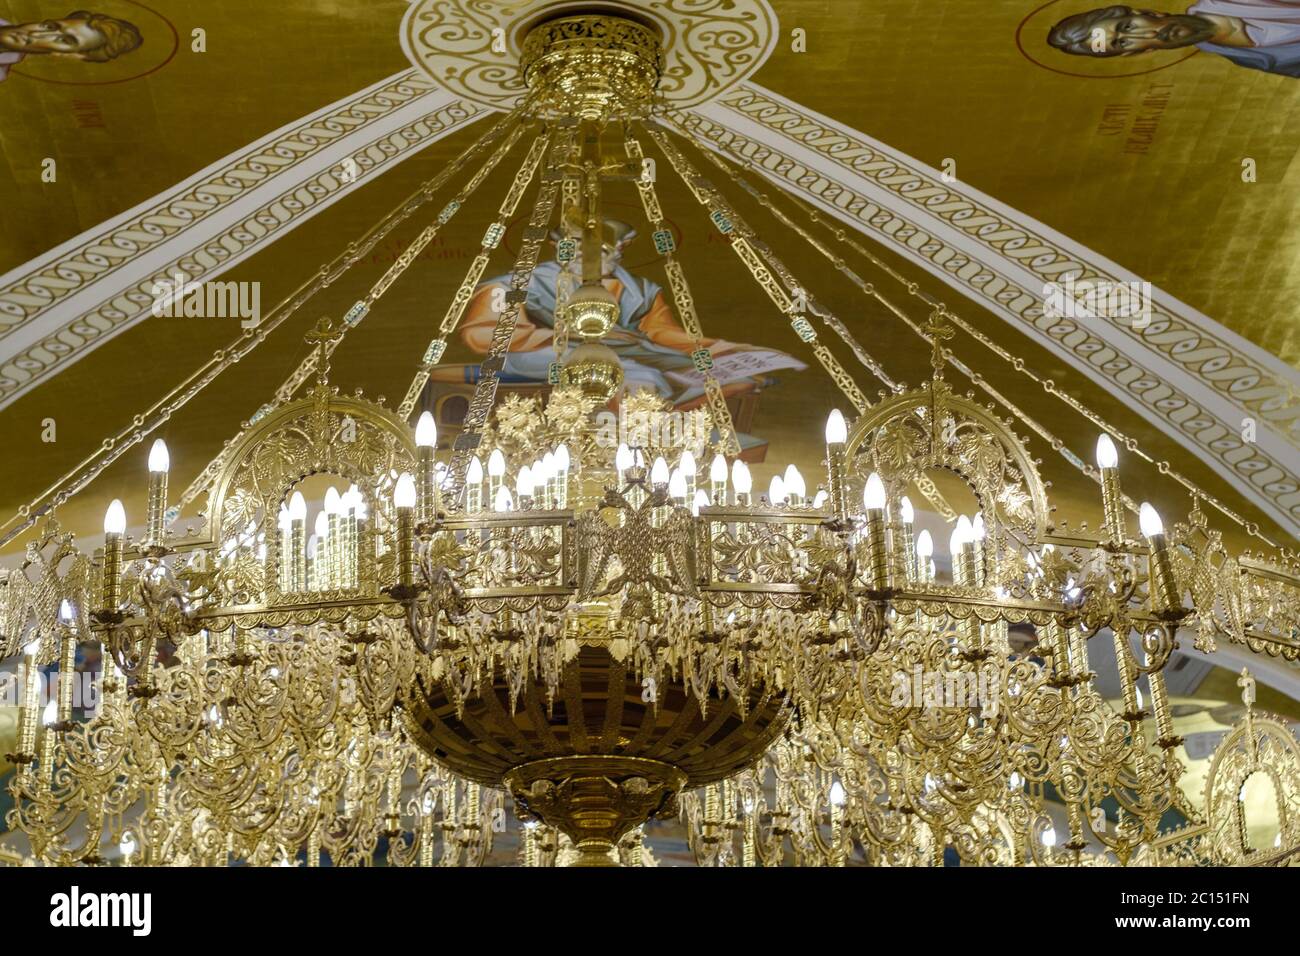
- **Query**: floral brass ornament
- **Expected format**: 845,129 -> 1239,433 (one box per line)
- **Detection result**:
399,0 -> 777,112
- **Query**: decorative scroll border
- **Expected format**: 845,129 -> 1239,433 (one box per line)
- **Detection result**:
0,72 -> 483,408
399,0 -> 777,111
681,83 -> 1300,536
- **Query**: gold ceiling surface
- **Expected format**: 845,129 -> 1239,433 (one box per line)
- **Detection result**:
0,0 -> 1297,555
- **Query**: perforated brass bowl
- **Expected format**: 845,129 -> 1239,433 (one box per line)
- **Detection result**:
403,644 -> 789,862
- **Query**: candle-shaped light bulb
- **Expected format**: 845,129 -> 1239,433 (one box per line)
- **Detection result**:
825,409 -> 847,444
493,486 -> 514,513
828,780 -> 846,806
143,440 -> 170,549
1139,502 -> 1163,537
669,467 -> 687,503
615,443 -> 633,480
278,505 -> 292,533
104,499 -> 126,535
289,491 -> 306,521
650,456 -> 670,488
101,499 -> 127,613
515,464 -> 533,503
784,465 -> 806,505
555,444 -> 570,472
466,455 -> 484,513
896,495 -> 917,582
393,472 -> 417,590
147,438 -> 169,473
314,510 -> 329,538
861,472 -> 891,592
825,409 -> 849,524
732,460 -> 752,501
692,489 -> 709,517
324,486 -> 341,515
899,495 -> 914,525
415,411 -> 437,448
415,412 -> 439,524
59,598 -> 75,625
768,474 -> 786,506
487,449 -> 506,479
863,472 -> 886,511
680,449 -> 697,489
812,489 -> 828,509
1096,433 -> 1119,470
916,528 -> 934,580
120,832 -> 137,860
1139,501 -> 1180,613
288,491 -> 307,592
42,698 -> 57,728
972,512 -> 986,541
709,454 -> 728,504
951,514 -> 973,550
394,473 -> 417,510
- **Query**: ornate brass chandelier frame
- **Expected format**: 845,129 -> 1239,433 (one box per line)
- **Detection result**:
2,11 -> 1299,868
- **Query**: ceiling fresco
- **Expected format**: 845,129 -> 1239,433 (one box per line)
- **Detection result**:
0,0 -> 1297,561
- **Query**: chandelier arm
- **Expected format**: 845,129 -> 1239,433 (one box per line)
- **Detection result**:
639,122 -> 870,415
441,127 -> 568,508
622,133 -> 742,457
0,108 -> 524,552
396,118 -> 549,420
660,111 -> 1291,557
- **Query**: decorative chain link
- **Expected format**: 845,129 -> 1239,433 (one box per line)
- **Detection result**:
661,110 -> 1289,554
397,125 -> 549,419
624,136 -> 742,457
642,122 -> 871,416
0,107 -> 522,549
442,127 -> 568,508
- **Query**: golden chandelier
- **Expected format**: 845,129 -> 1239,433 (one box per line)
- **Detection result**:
2,12 -> 1299,868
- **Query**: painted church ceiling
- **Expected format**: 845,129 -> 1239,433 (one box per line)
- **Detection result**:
0,0 -> 1297,553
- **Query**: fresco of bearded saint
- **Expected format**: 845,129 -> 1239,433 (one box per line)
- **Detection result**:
0,11 -> 143,81
1049,2 -> 1300,77
460,218 -> 805,409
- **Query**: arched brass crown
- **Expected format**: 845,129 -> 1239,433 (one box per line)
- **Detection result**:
520,13 -> 663,119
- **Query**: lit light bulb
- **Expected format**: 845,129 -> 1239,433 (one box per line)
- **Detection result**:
731,460 -> 752,495
59,598 -> 75,624
393,473 -> 417,510
828,780 -> 846,806
555,444 -> 570,472
916,529 -> 934,560
951,514 -> 973,551
324,486 -> 341,516
862,472 -> 886,511
515,464 -> 533,498
825,408 -> 847,444
147,438 -> 169,473
487,448 -> 506,478
103,499 -> 126,535
467,456 -> 484,484
42,698 -> 57,727
119,833 -> 137,858
289,491 -> 306,522
768,474 -> 786,505
784,465 -> 805,500
812,489 -> 828,508
972,512 -> 986,542
493,486 -> 514,513
1135,684 -> 1145,711
278,505 -> 291,533
899,495 -> 914,524
1096,433 -> 1119,470
680,450 -> 696,478
710,453 -> 727,483
616,443 -> 633,476
1009,772 -> 1023,791
1139,502 -> 1164,538
415,411 -> 437,448
669,468 -> 687,501
651,457 -> 670,486
1041,826 -> 1057,848
314,511 -> 329,538
541,453 -> 556,482
692,489 -> 709,516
